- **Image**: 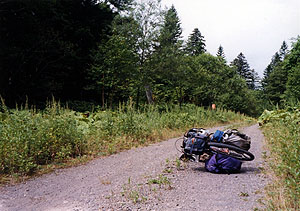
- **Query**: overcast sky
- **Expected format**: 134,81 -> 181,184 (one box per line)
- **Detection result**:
161,0 -> 300,77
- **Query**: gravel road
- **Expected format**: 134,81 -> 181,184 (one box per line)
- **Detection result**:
0,124 -> 267,211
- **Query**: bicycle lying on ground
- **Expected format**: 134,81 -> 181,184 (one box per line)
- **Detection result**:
175,128 -> 255,161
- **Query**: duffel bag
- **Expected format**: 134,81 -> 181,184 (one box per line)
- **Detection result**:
223,129 -> 251,151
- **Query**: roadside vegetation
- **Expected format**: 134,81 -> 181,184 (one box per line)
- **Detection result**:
0,100 -> 252,182
259,107 -> 300,210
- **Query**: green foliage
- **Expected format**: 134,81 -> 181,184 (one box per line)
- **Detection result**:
285,64 -> 300,102
88,33 -> 138,106
263,64 -> 288,106
78,103 -> 247,139
230,52 -> 259,90
158,5 -> 182,47
64,100 -> 98,112
258,107 -> 300,125
216,45 -> 226,62
2,0 -> 299,118
0,104 -> 86,175
150,4 -> 184,105
262,38 -> 300,107
284,38 -> 300,103
265,52 -> 281,77
0,0 -> 117,106
0,101 -> 249,176
172,53 -> 260,116
148,174 -> 170,187
283,37 -> 300,71
117,0 -> 163,105
1,0 -> 273,117
262,52 -> 282,92
185,28 -> 206,56
279,41 -> 289,60
260,107 -> 300,210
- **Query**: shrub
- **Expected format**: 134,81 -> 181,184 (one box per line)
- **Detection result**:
0,108 -> 86,174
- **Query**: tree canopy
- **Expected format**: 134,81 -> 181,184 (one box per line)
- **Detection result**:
230,53 -> 259,90
1,0 -> 299,116
185,28 -> 206,56
262,38 -> 300,107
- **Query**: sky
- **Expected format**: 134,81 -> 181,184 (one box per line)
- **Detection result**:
161,0 -> 300,77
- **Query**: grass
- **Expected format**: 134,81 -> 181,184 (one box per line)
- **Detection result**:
260,108 -> 300,210
121,179 -> 147,204
0,100 -> 253,183
239,192 -> 249,197
147,174 -> 171,187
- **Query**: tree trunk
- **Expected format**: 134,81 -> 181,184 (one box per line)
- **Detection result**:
102,74 -> 105,107
136,86 -> 140,109
145,84 -> 154,104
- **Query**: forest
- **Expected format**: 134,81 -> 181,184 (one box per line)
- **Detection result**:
1,0 -> 300,115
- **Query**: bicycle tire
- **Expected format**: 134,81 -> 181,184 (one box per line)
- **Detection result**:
175,137 -> 185,153
207,142 -> 255,161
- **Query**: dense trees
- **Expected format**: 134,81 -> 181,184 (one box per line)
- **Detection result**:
87,34 -> 138,106
182,53 -> 258,115
1,0 -> 118,106
263,52 -> 281,80
230,53 -> 259,90
151,4 -> 184,104
283,39 -> 300,103
1,0 -> 299,116
119,0 -> 163,105
262,38 -> 300,107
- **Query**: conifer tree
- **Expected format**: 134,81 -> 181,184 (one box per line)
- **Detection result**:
264,65 -> 288,105
153,4 -> 183,63
185,28 -> 206,56
216,45 -> 226,64
151,4 -> 184,104
157,5 -> 182,47
279,41 -> 289,60
284,38 -> 300,102
230,53 -> 258,90
262,52 -> 281,89
231,53 -> 250,78
262,41 -> 291,105
263,52 -> 281,79
216,45 -> 226,59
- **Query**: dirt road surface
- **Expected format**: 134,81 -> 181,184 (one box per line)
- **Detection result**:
0,124 -> 267,211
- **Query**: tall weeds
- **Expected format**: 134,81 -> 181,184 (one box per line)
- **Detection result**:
0,101 -> 86,175
0,101 -> 251,176
260,107 -> 300,210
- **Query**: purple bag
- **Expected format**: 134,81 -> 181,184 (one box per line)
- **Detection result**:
205,153 -> 242,173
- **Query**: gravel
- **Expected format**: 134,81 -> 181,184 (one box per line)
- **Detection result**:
0,124 -> 267,211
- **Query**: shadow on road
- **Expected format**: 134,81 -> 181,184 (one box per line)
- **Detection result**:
190,165 -> 261,175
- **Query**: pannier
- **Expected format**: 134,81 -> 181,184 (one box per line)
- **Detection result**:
205,153 -> 242,173
182,128 -> 209,155
223,129 -> 251,151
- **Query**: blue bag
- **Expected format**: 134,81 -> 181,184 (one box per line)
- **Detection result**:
183,134 -> 206,155
211,130 -> 224,142
205,153 -> 242,174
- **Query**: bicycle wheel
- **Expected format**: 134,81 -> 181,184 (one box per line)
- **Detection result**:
175,137 -> 185,153
207,142 -> 255,161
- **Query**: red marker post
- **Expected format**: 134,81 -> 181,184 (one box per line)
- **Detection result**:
212,104 -> 216,110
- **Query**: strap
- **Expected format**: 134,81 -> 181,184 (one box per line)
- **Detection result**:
190,138 -> 195,154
